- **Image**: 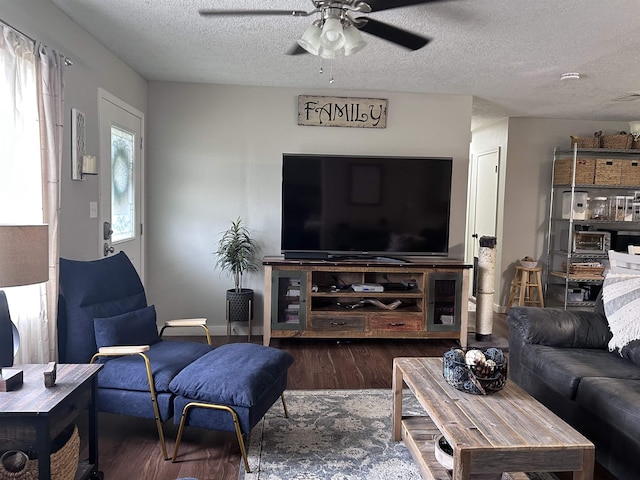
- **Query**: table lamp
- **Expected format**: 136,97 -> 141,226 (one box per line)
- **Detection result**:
0,225 -> 49,369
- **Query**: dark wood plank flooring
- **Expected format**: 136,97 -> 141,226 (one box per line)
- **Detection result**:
92,313 -> 616,480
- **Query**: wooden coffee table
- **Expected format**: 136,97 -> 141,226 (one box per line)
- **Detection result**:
392,357 -> 594,480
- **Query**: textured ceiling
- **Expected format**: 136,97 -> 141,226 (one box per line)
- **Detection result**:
50,0 -> 640,129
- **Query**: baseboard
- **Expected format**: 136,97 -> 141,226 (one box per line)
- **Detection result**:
160,323 -> 263,337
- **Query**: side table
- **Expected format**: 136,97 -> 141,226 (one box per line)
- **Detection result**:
0,363 -> 103,480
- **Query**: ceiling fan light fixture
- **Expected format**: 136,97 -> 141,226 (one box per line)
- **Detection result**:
320,17 -> 346,50
297,22 -> 323,55
320,47 -> 345,60
342,25 -> 366,56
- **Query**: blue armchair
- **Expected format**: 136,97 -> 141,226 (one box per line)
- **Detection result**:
58,252 -> 292,470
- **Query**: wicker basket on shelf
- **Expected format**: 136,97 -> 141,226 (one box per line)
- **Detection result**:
570,131 -> 601,148
562,261 -> 605,277
601,132 -> 633,149
553,157 -> 595,185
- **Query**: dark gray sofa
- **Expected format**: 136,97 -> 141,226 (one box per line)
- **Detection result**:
507,301 -> 640,480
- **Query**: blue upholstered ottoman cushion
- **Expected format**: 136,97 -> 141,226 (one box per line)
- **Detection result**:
169,343 -> 294,407
98,340 -> 213,392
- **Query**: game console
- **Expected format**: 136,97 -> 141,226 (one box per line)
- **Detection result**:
351,283 -> 385,293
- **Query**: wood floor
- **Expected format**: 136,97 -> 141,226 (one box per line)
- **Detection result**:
92,313 -> 617,480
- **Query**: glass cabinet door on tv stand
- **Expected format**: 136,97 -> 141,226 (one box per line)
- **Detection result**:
426,271 -> 463,332
270,270 -> 306,330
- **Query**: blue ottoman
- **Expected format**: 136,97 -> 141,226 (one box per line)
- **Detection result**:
169,343 -> 293,472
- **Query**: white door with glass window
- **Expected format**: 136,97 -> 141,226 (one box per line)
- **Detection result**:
98,89 -> 144,278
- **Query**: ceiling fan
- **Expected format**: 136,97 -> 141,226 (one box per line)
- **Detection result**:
199,0 -> 448,59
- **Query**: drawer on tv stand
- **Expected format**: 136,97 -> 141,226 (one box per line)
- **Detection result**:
309,315 -> 365,332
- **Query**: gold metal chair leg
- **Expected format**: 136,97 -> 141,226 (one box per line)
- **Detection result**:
90,350 -> 169,460
172,401 -> 251,473
140,353 -> 169,460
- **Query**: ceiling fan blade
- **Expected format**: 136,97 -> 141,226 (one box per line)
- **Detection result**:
355,17 -> 431,50
287,44 -> 309,56
199,9 -> 310,17
364,0 -> 450,12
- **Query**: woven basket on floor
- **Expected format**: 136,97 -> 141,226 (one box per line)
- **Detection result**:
0,424 -> 79,480
601,132 -> 632,149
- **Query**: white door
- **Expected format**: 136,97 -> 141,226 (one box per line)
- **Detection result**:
98,89 -> 145,278
471,149 -> 500,294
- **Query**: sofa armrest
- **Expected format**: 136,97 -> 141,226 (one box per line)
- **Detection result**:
507,306 -> 611,348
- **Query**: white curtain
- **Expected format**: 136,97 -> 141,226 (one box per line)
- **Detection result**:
0,24 -> 64,363
36,42 -> 64,362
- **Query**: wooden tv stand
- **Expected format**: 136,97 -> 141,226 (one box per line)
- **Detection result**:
262,256 -> 471,347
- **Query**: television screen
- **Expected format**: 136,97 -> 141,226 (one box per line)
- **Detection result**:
281,154 -> 452,258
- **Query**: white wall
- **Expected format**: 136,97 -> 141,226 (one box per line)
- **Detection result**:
146,82 -> 473,332
471,118 -> 631,308
0,0 -> 147,260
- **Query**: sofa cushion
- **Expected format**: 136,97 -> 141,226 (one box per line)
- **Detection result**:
621,340 -> 640,368
94,305 -> 160,348
576,377 -> 640,438
169,343 -> 294,407
519,344 -> 640,400
98,340 -> 212,392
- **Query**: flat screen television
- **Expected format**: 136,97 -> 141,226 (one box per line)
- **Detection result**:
281,153 -> 452,259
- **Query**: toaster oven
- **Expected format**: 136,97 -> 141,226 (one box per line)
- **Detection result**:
560,230 -> 611,254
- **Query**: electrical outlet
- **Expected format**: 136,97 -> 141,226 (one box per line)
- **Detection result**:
90,201 -> 98,218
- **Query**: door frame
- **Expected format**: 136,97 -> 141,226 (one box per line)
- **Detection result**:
97,88 -> 146,281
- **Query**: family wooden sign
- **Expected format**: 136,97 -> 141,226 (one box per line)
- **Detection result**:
298,95 -> 387,128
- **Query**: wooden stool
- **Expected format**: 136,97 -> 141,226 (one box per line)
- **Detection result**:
508,266 -> 544,307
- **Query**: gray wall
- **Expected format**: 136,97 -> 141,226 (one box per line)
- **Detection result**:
146,82 -> 473,333
0,0 -> 147,261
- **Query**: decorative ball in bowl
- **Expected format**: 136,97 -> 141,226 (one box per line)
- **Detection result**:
519,256 -> 538,268
442,347 -> 507,395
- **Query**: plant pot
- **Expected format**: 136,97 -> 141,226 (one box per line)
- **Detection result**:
226,288 -> 253,324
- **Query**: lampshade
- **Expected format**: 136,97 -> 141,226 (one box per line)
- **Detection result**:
320,17 -> 345,51
629,121 -> 640,134
343,25 -> 366,56
0,225 -> 49,288
297,23 -> 323,55
0,224 -> 48,370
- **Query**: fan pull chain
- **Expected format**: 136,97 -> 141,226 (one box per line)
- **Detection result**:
317,61 -> 335,84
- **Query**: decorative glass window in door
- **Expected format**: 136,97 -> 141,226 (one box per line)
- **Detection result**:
111,126 -> 135,242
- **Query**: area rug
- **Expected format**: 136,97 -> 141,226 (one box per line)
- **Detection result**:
238,389 -> 559,480
238,389 -> 423,480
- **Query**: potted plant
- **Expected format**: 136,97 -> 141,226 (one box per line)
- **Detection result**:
215,217 -> 259,328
